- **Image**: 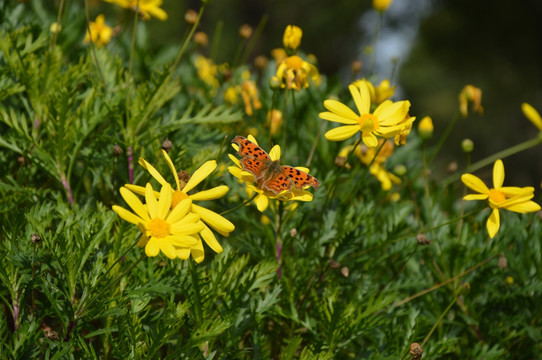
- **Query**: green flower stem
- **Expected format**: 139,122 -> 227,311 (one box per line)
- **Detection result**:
428,110 -> 461,165
49,0 -> 65,49
219,193 -> 258,216
442,135 -> 542,188
324,137 -> 363,209
305,119 -> 325,167
128,1 -> 140,79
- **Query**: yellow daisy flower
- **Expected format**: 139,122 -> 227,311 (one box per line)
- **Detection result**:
320,82 -> 414,147
104,0 -> 167,21
125,150 -> 234,263
276,55 -> 319,91
112,183 -> 203,259
228,135 -> 314,212
461,159 -> 541,238
83,14 -> 113,47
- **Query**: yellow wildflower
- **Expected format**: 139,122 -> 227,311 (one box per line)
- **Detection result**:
459,85 -> 483,117
125,150 -> 234,263
461,159 -> 540,238
320,82 -> 414,147
104,0 -> 167,21
267,109 -> 283,136
276,55 -> 319,91
241,80 -> 262,116
521,102 -> 542,131
224,86 -> 240,105
194,55 -> 219,90
283,25 -> 303,52
83,14 -> 113,48
112,183 -> 203,259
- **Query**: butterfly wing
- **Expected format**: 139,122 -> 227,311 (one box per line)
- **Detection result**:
281,165 -> 320,190
260,171 -> 294,195
232,136 -> 271,161
239,157 -> 267,180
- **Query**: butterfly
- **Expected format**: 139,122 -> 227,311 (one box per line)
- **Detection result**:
232,136 -> 320,195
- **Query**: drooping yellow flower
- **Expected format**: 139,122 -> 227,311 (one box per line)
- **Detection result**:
283,25 -> 303,52
354,78 -> 396,105
228,135 -> 314,212
125,151 -> 234,263
104,0 -> 167,21
521,102 -> 542,132
373,0 -> 393,12
320,82 -> 414,147
276,55 -> 319,91
267,109 -> 283,136
224,85 -> 240,105
83,14 -> 113,48
459,85 -> 483,117
461,159 -> 541,238
112,183 -> 203,259
194,55 -> 219,90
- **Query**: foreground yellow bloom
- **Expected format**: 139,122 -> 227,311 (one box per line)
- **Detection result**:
459,85 -> 483,117
461,159 -> 540,238
283,25 -> 303,52
276,55 -> 319,91
320,82 -> 414,147
83,15 -> 113,47
126,150 -> 234,263
112,183 -> 203,259
104,0 -> 167,21
521,102 -> 542,132
228,135 -> 314,212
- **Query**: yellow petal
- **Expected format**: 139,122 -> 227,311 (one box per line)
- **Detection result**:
199,224 -> 224,253
167,198 -> 192,223
119,187 -> 150,222
168,234 -> 199,247
112,205 -> 144,225
269,145 -> 281,161
161,150 -> 180,190
145,183 -> 158,219
157,183 -> 173,219
522,102 -> 542,131
192,204 -> 235,233
247,134 -> 258,145
324,125 -> 360,141
161,242 -> 177,259
184,160 -> 217,193
493,160 -> 504,188
463,194 -> 489,201
170,221 -> 204,236
145,238 -> 160,257
461,174 -> 489,194
319,111 -> 358,125
228,153 -> 241,167
375,100 -> 410,125
123,184 -> 148,197
321,99 -> 359,122
255,194 -> 269,212
352,83 -> 370,115
506,200 -> 541,213
139,158 -> 168,186
487,208 -> 500,238
362,132 -> 379,148
190,185 -> 229,201
175,247 -> 191,260
190,240 -> 205,263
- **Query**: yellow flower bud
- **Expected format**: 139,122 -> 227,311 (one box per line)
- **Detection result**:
373,0 -> 393,12
461,138 -> 474,153
282,25 -> 302,51
418,116 -> 434,139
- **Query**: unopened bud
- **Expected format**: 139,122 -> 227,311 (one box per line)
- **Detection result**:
239,24 -> 253,39
461,138 -> 474,153
31,233 -> 41,244
162,138 -> 173,152
184,9 -> 198,24
498,255 -> 508,270
269,76 -> 281,90
340,266 -> 349,278
113,144 -> 123,156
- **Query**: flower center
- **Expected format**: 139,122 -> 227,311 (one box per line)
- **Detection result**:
359,114 -> 379,132
285,56 -> 303,70
488,188 -> 506,204
148,219 -> 170,238
171,190 -> 189,209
